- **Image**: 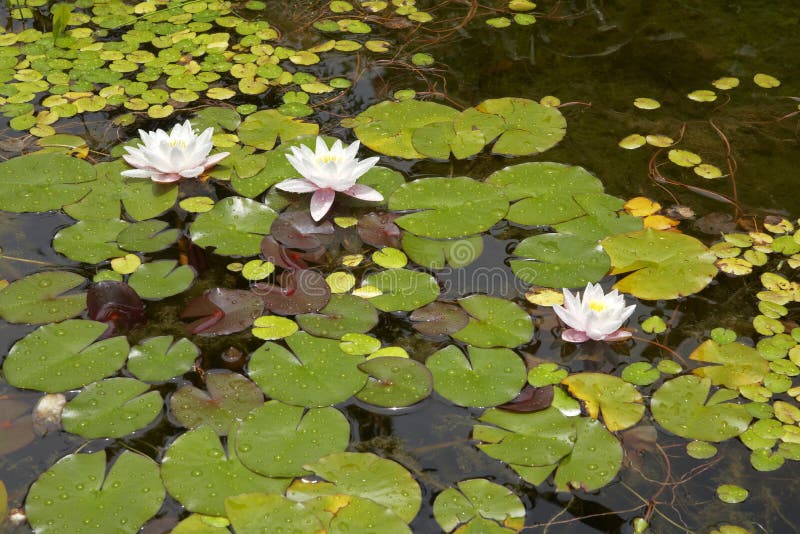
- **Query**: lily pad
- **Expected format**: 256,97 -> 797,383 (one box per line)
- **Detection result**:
117,220 -> 180,253
237,110 -> 319,150
62,377 -> 161,438
170,371 -> 264,435
26,451 -> 164,534
234,401 -> 349,477
552,417 -> 623,492
190,196 -> 278,256
248,332 -> 367,407
4,320 -> 129,392
127,336 -> 200,382
452,295 -> 533,348
409,302 -> 470,336
172,514 -> 231,534
296,294 -> 379,339
287,451 -> 421,523
690,340 -> 770,389
363,269 -> 439,312
161,426 -> 289,516
255,269 -> 331,315
474,97 -> 566,156
0,271 -> 86,324
53,219 -> 129,263
474,406 -> 576,472
485,162 -> 602,226
128,260 -> 195,299
388,177 -> 508,238
182,288 -> 265,335
651,375 -> 751,442
561,373 -> 644,431
356,357 -> 433,407
0,153 -> 95,212
510,233 -> 610,288
349,99 -> 458,158
602,228 -> 719,300
401,234 -> 484,269
302,494 -> 412,533
551,194 -> 642,241
427,345 -> 526,407
433,479 -> 525,533
225,493 -> 324,534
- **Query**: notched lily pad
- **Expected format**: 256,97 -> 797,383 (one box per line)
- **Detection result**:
433,479 -> 525,533
3,320 -> 129,392
427,345 -> 526,407
234,401 -> 350,477
0,153 -> 95,212
561,373 -> 644,431
127,336 -> 199,382
296,294 -> 378,339
0,271 -> 86,324
356,357 -> 433,407
510,233 -> 610,288
190,196 -> 278,256
62,377 -> 161,438
26,450 -> 164,534
452,295 -> 533,348
363,268 -> 439,312
182,288 -> 265,335
128,260 -> 195,299
170,371 -> 264,435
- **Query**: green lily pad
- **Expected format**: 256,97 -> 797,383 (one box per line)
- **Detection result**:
452,295 -> 533,348
226,493 -> 324,534
510,233 -> 610,288
127,336 -> 200,382
602,229 -> 718,300
485,162 -> 603,226
62,377 -> 161,438
474,97 -> 566,156
287,451 -> 421,523
248,332 -> 367,407
651,375 -> 751,442
296,294 -> 379,339
363,269 -> 439,312
433,479 -> 525,533
401,234 -> 484,269
127,260 -> 195,299
170,371 -> 264,435
552,417 -> 623,492
190,196 -> 278,256
234,401 -> 349,477
229,138 -> 322,197
551,193 -> 642,241
686,441 -> 718,459
53,219 -> 129,263
717,484 -> 748,504
427,346 -> 526,407
355,357 -> 433,407
64,160 -> 178,221
0,152 -> 95,212
4,320 -> 129,392
474,406 -> 576,470
621,362 -> 660,386
561,373 -> 644,431
690,340 -> 770,389
349,99 -> 458,158
117,220 -> 180,253
237,109 -> 319,150
161,426 -> 289,516
301,494 -> 412,533
0,271 -> 86,324
388,177 -> 508,239
26,451 -> 164,534
172,514 -> 231,534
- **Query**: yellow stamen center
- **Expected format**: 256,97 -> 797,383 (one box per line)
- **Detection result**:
589,300 -> 606,312
169,140 -> 188,149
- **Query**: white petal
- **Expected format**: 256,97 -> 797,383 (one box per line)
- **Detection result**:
275,179 -> 319,193
342,184 -> 384,202
309,188 -> 336,221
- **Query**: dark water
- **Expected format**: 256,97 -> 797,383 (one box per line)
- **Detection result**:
2,1 -> 800,532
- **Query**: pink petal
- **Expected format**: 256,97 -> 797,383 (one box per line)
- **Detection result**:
150,173 -> 183,183
275,179 -> 319,193
561,329 -> 590,343
309,188 -> 336,221
342,184 -> 384,202
203,151 -> 230,169
179,166 -> 205,178
603,329 -> 633,342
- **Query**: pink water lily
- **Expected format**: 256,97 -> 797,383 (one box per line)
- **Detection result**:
121,120 -> 229,183
553,283 -> 636,342
275,136 -> 382,221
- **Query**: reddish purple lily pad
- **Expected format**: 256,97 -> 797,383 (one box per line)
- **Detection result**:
270,211 -> 335,250
169,371 -> 264,435
253,270 -> 331,315
410,302 -> 469,336
181,288 -> 264,335
357,212 -> 402,248
87,281 -> 147,334
497,385 -> 554,413
261,236 -> 327,270
0,398 -> 35,455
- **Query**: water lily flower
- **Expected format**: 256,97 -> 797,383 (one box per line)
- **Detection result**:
553,283 -> 635,342
276,136 -> 382,221
121,120 -> 229,183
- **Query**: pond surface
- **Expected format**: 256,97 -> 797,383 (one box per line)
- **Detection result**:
1,1 -> 799,533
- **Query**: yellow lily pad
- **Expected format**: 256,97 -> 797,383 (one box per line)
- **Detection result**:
716,257 -> 753,276
352,285 -> 383,298
111,254 -> 142,275
539,95 -> 560,107
252,315 -> 298,340
618,134 -> 646,149
524,287 -> 563,306
645,134 -> 673,147
643,214 -> 679,230
712,77 -> 739,90
624,197 -> 661,217
694,163 -> 723,179
326,272 -> 356,294
633,97 -> 660,110
372,247 -> 407,269
561,373 -> 645,431
754,73 -> 780,88
687,89 -> 717,102
668,149 -> 702,167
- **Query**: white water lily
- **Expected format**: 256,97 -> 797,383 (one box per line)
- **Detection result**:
276,136 -> 382,221
553,283 -> 636,342
121,120 -> 229,183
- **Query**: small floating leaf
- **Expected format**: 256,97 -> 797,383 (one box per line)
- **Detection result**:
363,269 -> 439,312
753,73 -> 780,88
356,357 -> 433,407
717,484 -> 749,504
712,77 -> 739,90
618,134 -> 645,149
433,479 -> 525,533
127,336 -> 199,382
687,89 -> 717,102
252,315 -> 299,340
668,149 -> 702,167
695,163 -> 723,179
128,260 -> 195,299
297,294 -> 379,339
633,97 -> 660,110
